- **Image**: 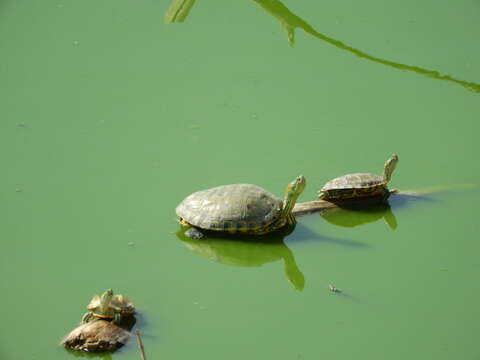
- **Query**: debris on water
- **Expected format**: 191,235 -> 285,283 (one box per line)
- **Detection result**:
193,301 -> 207,310
62,319 -> 131,352
135,329 -> 147,360
16,122 -> 27,127
328,284 -> 341,293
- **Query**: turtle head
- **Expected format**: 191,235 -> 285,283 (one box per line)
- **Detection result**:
383,154 -> 399,183
100,289 -> 114,308
282,175 -> 306,217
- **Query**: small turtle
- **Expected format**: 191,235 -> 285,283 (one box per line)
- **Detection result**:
176,175 -> 306,238
318,154 -> 399,201
82,289 -> 135,324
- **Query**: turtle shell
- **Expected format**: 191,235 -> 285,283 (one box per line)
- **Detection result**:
176,184 -> 283,233
88,294 -> 135,319
109,295 -> 135,316
319,173 -> 386,200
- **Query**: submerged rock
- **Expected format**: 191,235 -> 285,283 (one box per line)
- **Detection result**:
62,319 -> 130,352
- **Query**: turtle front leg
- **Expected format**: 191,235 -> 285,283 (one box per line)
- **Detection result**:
81,312 -> 94,324
380,188 -> 392,203
113,312 -> 122,325
287,213 -> 296,226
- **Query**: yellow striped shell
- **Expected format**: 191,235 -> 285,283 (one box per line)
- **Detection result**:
319,155 -> 399,200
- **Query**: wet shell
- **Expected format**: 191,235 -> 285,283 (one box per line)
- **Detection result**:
320,173 -> 386,199
176,184 -> 283,233
88,295 -> 135,319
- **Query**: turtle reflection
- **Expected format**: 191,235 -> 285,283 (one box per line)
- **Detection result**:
176,229 -> 305,291
319,201 -> 397,230
164,0 -> 196,23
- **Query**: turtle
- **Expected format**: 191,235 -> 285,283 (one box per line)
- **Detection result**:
318,154 -> 399,201
81,289 -> 135,324
176,175 -> 306,239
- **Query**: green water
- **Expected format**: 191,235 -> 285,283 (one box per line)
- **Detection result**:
1,0 -> 479,359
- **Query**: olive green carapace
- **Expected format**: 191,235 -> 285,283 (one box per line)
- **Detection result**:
177,184 -> 282,231
176,176 -> 306,236
319,155 -> 399,201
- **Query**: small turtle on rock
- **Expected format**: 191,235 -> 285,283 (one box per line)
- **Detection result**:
82,289 -> 135,324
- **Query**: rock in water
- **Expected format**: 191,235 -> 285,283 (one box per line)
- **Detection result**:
62,319 -> 130,352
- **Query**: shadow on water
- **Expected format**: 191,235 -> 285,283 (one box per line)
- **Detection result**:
176,225 -> 306,290
292,222 -> 369,248
164,0 -> 480,94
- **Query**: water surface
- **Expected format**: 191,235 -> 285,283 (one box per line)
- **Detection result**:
1,0 -> 479,359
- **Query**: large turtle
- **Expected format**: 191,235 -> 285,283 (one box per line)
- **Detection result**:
176,175 -> 306,239
82,289 -> 135,324
318,154 -> 399,201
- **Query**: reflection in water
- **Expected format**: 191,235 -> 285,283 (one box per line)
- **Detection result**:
164,0 -> 480,93
176,228 -> 305,291
65,349 -> 113,360
164,0 -> 196,23
65,344 -> 114,359
319,202 -> 398,230
252,0 -> 480,93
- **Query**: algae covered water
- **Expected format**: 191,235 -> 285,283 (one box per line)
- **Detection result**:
1,0 -> 479,359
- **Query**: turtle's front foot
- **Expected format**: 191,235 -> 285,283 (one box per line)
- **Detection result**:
287,214 -> 297,225
185,227 -> 205,239
81,312 -> 93,324
381,188 -> 393,202
113,312 -> 122,325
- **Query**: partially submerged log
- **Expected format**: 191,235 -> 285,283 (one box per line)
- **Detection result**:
292,193 -> 397,216
62,319 -> 130,352
291,186 -> 470,216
